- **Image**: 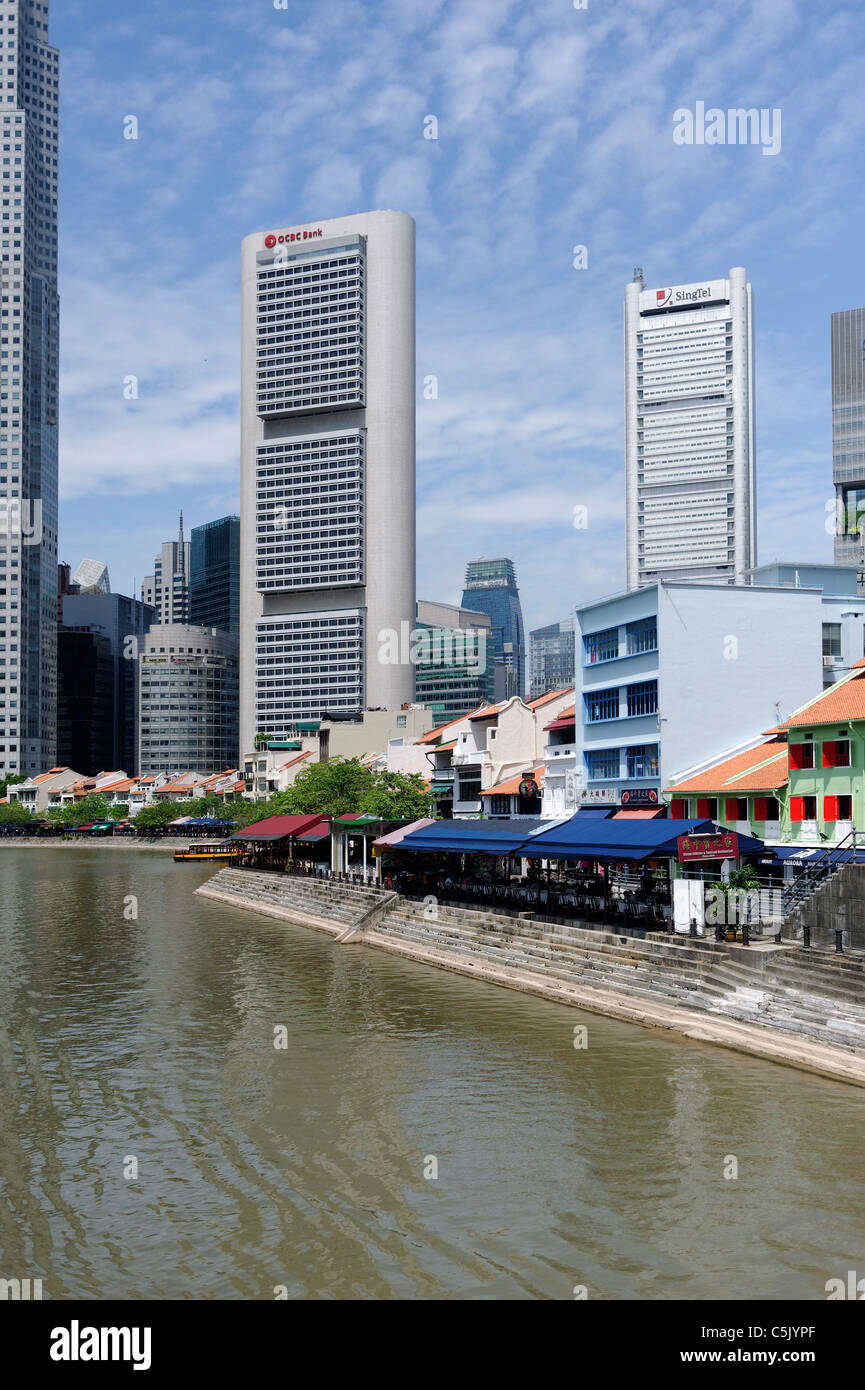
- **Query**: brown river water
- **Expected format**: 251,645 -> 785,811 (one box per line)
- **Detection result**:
0,848 -> 862,1300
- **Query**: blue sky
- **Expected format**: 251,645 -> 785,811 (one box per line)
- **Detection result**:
55,0 -> 865,633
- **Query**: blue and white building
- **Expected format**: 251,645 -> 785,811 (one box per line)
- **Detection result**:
571,580 -> 828,814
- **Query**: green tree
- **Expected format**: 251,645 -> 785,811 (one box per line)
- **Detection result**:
362,771 -> 430,820
272,757 -> 375,818
0,798 -> 36,826
50,793 -> 111,827
132,801 -> 181,830
0,773 -> 26,797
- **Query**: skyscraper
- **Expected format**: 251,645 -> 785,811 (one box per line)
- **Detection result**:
461,558 -> 525,700
190,514 -> 240,635
0,1 -> 60,774
139,624 -> 239,775
239,210 -> 416,751
60,589 -> 154,773
529,616 -> 575,698
414,599 -> 494,721
624,267 -> 756,588
831,308 -> 865,565
141,514 -> 190,624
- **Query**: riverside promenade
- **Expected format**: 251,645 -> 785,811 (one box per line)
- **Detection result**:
197,867 -> 865,1089
0,836 -> 194,852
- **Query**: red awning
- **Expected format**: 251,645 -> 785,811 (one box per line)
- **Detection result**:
543,716 -> 576,732
231,814 -> 328,841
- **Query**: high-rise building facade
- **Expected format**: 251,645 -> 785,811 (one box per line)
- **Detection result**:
57,627 -> 114,775
461,558 -> 525,700
239,210 -> 416,751
138,624 -> 239,775
831,307 -> 865,565
190,514 -> 239,635
0,1 -> 60,774
141,514 -> 190,624
529,616 -> 575,698
624,267 -> 756,589
414,599 -> 494,721
61,590 -> 154,773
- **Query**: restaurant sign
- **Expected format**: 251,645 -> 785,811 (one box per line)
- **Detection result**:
677,832 -> 739,862
580,787 -> 618,804
620,788 -> 659,808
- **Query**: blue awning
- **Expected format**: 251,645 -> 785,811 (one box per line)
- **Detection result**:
574,806 -> 616,818
398,817 -> 549,856
761,845 -> 865,864
521,818 -> 765,862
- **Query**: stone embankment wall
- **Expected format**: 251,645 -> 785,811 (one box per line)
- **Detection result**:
197,868 -> 865,1088
784,864 -> 865,952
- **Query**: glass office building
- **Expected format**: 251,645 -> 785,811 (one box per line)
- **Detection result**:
0,1 -> 60,773
529,616 -> 575,698
190,514 -> 240,635
832,308 -> 865,565
461,558 -> 525,700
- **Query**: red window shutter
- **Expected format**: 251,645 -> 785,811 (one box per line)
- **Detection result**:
725,798 -> 740,821
822,741 -> 836,768
789,744 -> 803,769
754,797 -> 768,820
670,798 -> 686,818
824,795 -> 839,822
697,798 -> 711,818
790,796 -> 806,823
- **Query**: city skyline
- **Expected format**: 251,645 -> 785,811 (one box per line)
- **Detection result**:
50,0 -> 865,641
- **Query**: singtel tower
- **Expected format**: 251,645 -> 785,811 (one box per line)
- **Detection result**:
0,0 -> 59,773
239,210 -> 416,752
624,267 -> 755,589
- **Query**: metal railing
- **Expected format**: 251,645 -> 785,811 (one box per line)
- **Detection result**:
782,830 -> 865,915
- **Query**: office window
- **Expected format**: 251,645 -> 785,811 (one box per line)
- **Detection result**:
822,623 -> 842,658
584,626 -> 618,664
585,686 -> 619,722
626,744 -> 658,779
626,617 -> 657,655
626,679 -> 657,717
586,748 -> 619,780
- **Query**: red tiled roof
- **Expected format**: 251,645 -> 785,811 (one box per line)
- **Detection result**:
784,670 -> 865,728
416,712 -> 473,744
665,739 -> 789,795
479,765 -> 544,798
527,688 -> 573,710
276,751 -> 313,771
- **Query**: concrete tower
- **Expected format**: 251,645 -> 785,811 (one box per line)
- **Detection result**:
239,210 -> 416,751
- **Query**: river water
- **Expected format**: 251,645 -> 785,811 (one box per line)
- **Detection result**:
0,848 -> 862,1301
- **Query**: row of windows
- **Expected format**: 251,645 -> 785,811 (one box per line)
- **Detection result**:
584,617 -> 657,665
584,679 -> 657,723
585,744 -> 659,780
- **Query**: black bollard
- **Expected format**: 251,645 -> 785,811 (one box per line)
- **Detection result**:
803,923 -> 811,948
742,922 -> 750,947
774,929 -> 782,944
689,918 -> 697,938
835,929 -> 844,954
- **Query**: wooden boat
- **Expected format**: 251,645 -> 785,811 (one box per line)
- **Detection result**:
174,841 -> 241,862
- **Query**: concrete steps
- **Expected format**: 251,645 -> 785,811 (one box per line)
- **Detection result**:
204,869 -> 382,927
375,901 -> 865,1053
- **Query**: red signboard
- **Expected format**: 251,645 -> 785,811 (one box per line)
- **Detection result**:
677,832 -> 739,862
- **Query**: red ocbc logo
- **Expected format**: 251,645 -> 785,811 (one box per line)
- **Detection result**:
264,228 -> 324,248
